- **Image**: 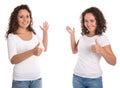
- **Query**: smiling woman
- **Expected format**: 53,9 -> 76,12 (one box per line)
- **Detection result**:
5,4 -> 49,88
17,10 -> 31,30
66,7 -> 116,88
0,0 -> 119,88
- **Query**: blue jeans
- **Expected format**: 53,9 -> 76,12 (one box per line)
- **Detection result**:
73,74 -> 103,88
12,78 -> 42,88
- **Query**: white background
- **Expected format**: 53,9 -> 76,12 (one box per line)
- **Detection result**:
0,0 -> 120,88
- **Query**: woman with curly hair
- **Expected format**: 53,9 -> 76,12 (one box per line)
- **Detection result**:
66,7 -> 116,88
6,4 -> 49,88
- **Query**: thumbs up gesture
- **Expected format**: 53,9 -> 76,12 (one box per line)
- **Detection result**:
91,39 -> 102,54
32,43 -> 43,56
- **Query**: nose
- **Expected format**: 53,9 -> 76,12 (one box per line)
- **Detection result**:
87,21 -> 91,26
23,16 -> 27,21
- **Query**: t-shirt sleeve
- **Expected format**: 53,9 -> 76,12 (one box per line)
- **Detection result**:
99,35 -> 110,47
7,34 -> 17,60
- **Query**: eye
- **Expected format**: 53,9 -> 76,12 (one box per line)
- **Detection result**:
84,20 -> 88,23
18,16 -> 24,18
26,15 -> 30,18
90,19 -> 94,22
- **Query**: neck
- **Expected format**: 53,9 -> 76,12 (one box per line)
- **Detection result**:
16,28 -> 29,34
87,32 -> 95,37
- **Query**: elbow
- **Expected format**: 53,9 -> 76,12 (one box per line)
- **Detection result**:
44,48 -> 47,52
43,45 -> 47,52
72,51 -> 77,54
109,57 -> 116,66
72,47 -> 78,54
112,56 -> 117,66
11,59 -> 16,64
10,57 -> 15,64
111,60 -> 116,66
10,56 -> 19,64
72,49 -> 78,54
11,58 -> 18,64
110,62 -> 116,66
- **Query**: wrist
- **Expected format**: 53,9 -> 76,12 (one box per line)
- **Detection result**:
100,47 -> 104,54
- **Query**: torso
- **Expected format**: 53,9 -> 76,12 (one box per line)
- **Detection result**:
74,35 -> 110,78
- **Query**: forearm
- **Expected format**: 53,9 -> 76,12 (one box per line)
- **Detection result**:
43,30 -> 48,51
11,49 -> 33,64
70,33 -> 78,54
100,47 -> 116,65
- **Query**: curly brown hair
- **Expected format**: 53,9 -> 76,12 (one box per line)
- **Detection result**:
6,4 -> 36,38
81,7 -> 106,35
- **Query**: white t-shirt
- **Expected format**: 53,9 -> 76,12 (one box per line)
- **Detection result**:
74,34 -> 110,78
7,33 -> 44,81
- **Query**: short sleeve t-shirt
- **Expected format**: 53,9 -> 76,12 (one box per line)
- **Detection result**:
74,34 -> 110,78
7,33 -> 44,81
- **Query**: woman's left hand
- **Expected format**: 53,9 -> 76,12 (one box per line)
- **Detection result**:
91,39 -> 103,54
40,21 -> 49,31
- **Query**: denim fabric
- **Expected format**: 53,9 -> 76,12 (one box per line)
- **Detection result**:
73,74 -> 103,88
12,78 -> 42,88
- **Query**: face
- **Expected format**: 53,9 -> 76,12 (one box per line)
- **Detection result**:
84,13 -> 97,34
17,9 -> 31,29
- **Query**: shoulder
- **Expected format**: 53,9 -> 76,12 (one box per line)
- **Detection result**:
79,35 -> 85,39
8,33 -> 16,38
99,34 -> 108,39
7,33 -> 17,41
34,33 -> 41,40
98,34 -> 109,42
98,34 -> 110,46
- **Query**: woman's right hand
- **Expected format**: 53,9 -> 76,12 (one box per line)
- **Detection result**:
66,26 -> 75,35
32,43 -> 43,56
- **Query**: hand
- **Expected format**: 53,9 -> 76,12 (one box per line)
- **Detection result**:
66,26 -> 75,35
40,21 -> 49,31
91,39 -> 102,54
32,43 -> 43,56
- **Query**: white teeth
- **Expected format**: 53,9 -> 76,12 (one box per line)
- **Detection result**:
22,22 -> 28,25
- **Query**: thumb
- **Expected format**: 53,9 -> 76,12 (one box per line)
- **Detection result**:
95,39 -> 99,45
36,42 -> 40,47
39,25 -> 44,30
73,28 -> 75,32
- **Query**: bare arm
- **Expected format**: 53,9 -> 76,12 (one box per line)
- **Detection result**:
66,26 -> 78,54
40,21 -> 49,51
11,43 -> 43,64
100,45 -> 116,65
91,39 -> 116,65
